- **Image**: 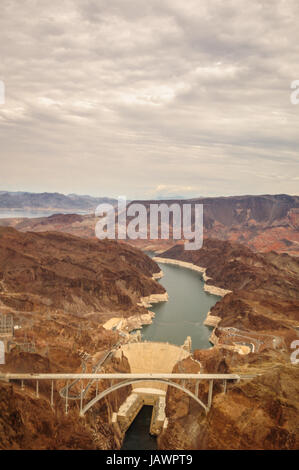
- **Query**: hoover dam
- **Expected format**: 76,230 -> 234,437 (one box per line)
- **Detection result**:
113,342 -> 190,440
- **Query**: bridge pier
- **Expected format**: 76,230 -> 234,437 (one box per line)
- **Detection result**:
51,380 -> 54,407
65,380 -> 69,414
223,379 -> 227,394
80,381 -> 84,414
195,380 -> 199,397
36,380 -> 39,398
208,380 -> 213,410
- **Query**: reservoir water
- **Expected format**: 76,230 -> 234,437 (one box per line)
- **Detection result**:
122,255 -> 220,449
142,256 -> 220,350
0,209 -> 91,219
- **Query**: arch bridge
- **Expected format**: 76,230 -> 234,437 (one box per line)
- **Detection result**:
0,372 -> 257,416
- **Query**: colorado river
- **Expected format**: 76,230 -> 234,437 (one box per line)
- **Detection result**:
122,406 -> 157,450
122,254 -> 220,450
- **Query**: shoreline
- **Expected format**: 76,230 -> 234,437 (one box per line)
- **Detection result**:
152,270 -> 164,280
152,256 -> 232,349
137,291 -> 169,308
103,270 -> 168,334
103,259 -> 244,354
153,257 -> 232,297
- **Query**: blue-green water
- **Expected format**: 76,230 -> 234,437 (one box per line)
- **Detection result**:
0,209 -> 91,219
141,258 -> 220,350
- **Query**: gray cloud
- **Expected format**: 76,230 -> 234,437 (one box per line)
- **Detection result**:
0,0 -> 298,198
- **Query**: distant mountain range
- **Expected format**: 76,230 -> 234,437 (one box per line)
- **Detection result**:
0,191 -> 117,211
0,192 -> 298,255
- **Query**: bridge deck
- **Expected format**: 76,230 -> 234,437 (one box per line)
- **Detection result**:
0,372 -> 257,380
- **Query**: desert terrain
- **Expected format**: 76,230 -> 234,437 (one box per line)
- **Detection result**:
0,208 -> 298,449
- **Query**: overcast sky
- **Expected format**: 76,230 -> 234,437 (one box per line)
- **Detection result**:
0,0 -> 298,199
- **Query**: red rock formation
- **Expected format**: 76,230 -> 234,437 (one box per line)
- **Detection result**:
156,240 -> 299,450
160,239 -> 299,336
0,227 -> 164,317
159,357 -> 299,450
0,227 -> 164,449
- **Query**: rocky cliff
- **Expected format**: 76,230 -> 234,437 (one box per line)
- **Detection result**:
158,351 -> 299,450
126,194 -> 299,255
0,227 -> 164,449
0,227 -> 164,318
159,239 -> 299,335
157,240 -> 299,450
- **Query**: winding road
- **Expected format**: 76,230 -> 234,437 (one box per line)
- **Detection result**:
59,342 -> 120,400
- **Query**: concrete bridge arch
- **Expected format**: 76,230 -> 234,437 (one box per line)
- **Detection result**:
80,377 -> 208,416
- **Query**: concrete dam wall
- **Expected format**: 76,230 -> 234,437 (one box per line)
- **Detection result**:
113,341 -> 190,435
115,341 -> 190,392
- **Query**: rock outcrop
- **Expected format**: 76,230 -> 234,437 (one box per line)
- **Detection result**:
0,227 -> 164,318
159,239 -> 299,337
159,351 -> 299,450
0,227 -> 165,449
156,240 -> 299,450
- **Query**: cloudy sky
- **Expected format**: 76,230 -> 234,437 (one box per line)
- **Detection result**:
0,0 -> 298,199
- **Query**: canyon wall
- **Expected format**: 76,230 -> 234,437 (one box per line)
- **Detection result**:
156,239 -> 299,449
0,227 -> 166,449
